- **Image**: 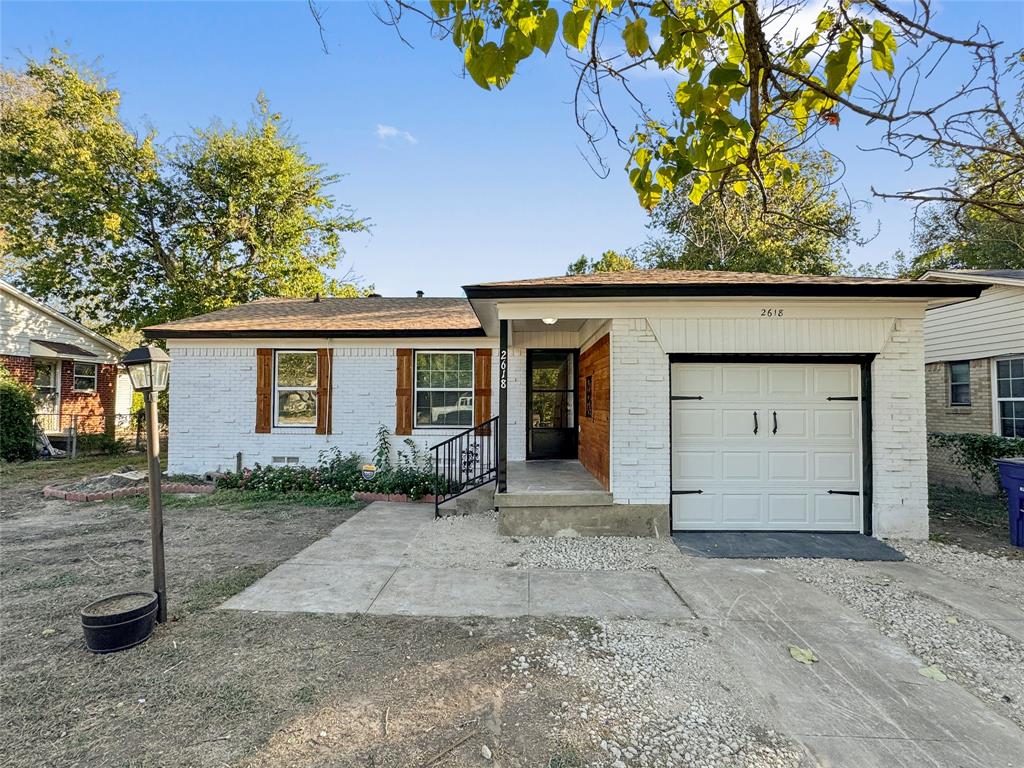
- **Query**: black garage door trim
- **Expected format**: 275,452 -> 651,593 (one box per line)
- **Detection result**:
667,353 -> 876,536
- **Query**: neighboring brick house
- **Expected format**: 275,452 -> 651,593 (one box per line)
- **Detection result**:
145,270 -> 982,542
920,270 -> 1024,493
0,279 -> 131,437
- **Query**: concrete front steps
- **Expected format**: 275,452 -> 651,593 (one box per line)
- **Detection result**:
495,487 -> 666,538
437,483 -> 495,517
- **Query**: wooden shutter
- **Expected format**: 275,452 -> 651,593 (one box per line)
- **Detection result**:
474,349 -> 493,435
255,348 -> 273,434
315,348 -> 332,435
395,348 -> 413,435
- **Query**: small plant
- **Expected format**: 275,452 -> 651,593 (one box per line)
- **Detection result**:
76,433 -> 129,456
929,432 -> 1024,493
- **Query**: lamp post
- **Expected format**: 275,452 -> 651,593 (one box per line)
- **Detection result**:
122,344 -> 171,623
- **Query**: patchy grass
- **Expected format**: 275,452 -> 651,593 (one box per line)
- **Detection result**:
154,488 -> 360,511
928,483 -> 1019,556
0,453 -> 155,490
181,563 -> 275,613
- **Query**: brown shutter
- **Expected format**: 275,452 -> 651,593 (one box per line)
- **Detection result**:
255,348 -> 272,433
474,348 -> 492,435
315,348 -> 332,435
395,348 -> 413,435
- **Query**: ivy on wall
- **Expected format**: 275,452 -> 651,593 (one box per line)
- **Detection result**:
928,432 -> 1024,493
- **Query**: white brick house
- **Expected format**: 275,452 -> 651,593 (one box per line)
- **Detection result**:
145,270 -> 983,541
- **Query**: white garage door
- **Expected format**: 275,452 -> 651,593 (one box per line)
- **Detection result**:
670,362 -> 862,532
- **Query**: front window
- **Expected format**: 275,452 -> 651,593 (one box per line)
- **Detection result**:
415,351 -> 473,427
948,361 -> 971,406
73,362 -> 97,392
275,351 -> 317,427
996,357 -> 1024,438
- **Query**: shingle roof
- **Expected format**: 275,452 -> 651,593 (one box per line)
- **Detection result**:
143,297 -> 484,339
30,339 -> 97,358
463,269 -> 983,299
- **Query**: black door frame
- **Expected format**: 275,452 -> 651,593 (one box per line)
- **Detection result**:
667,353 -> 875,535
526,348 -> 580,460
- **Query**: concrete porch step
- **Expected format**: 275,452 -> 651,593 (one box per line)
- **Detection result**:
438,482 -> 496,517
494,489 -> 614,508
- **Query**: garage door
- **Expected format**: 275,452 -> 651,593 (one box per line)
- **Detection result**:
670,362 -> 862,532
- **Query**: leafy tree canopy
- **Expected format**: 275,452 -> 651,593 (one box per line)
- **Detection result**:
370,0 -> 1023,224
0,52 -> 366,331
566,249 -> 637,274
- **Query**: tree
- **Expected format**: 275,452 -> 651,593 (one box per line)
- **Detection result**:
0,52 -> 366,330
636,146 -> 859,274
566,249 -> 636,274
366,0 -> 1023,223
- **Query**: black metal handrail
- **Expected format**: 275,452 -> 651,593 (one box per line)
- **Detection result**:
431,416 -> 499,517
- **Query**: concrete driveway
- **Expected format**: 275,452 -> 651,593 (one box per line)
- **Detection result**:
223,502 -> 1024,767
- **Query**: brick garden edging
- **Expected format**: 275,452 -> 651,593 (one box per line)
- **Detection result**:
43,483 -> 215,502
352,491 -> 439,504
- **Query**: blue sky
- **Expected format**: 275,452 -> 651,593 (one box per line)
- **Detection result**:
2,1 -> 1021,296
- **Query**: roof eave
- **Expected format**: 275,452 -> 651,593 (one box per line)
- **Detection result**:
462,282 -> 987,300
143,327 -> 487,340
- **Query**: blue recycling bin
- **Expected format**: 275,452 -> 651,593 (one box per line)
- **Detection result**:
994,458 -> 1024,548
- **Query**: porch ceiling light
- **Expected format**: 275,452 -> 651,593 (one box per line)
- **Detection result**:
122,344 -> 170,393
541,318 -> 558,325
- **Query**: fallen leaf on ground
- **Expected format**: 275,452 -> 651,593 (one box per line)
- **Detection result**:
946,616 -> 959,624
918,665 -> 948,682
41,628 -> 57,637
788,645 -> 818,665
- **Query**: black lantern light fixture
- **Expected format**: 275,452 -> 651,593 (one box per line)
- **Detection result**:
122,344 -> 171,623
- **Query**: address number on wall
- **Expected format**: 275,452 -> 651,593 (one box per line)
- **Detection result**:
760,308 -> 785,317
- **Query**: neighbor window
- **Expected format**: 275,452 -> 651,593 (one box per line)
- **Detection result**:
415,351 -> 473,427
73,362 -> 97,392
948,361 -> 971,406
274,351 -> 317,427
996,357 -> 1024,438
34,361 -> 56,391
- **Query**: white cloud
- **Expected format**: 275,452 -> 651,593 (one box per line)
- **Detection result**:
375,123 -> 418,145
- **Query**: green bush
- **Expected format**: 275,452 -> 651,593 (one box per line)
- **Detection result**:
0,365 -> 36,462
76,433 -> 130,456
928,432 -> 1024,492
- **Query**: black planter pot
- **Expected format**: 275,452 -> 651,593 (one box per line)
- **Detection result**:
81,591 -> 158,654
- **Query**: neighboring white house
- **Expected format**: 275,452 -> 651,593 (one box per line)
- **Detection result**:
145,269 -> 983,542
0,279 -> 131,436
920,269 -> 1024,491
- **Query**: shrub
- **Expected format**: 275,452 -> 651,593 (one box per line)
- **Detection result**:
76,433 -> 130,456
0,365 -> 36,462
928,432 -> 1024,492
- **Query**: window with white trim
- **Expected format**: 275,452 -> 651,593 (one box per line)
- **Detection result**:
73,362 -> 97,392
414,351 -> 473,427
948,361 -> 971,406
274,351 -> 317,427
996,357 -> 1024,438
34,361 -> 57,391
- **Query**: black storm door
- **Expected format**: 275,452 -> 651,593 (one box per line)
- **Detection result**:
527,349 -> 578,460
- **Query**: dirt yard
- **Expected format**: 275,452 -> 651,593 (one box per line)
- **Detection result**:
0,457 -> 615,768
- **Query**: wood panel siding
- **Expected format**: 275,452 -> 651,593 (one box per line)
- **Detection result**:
578,334 -> 610,489
924,285 -> 1024,363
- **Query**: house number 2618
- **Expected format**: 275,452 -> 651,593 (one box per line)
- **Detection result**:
760,308 -> 784,317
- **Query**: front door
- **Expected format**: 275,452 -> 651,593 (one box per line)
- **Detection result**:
32,360 -> 60,432
527,349 -> 578,460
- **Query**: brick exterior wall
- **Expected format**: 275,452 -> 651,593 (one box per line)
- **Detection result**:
0,354 -> 117,434
167,344 -> 498,475
0,354 -> 34,386
924,358 -> 998,494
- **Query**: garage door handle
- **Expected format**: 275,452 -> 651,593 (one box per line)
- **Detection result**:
753,411 -> 758,435
772,411 -> 778,435
827,490 -> 860,496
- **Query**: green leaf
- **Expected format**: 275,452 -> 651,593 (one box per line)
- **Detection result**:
562,8 -> 593,51
708,64 -> 743,87
688,174 -> 710,206
622,18 -> 650,58
535,8 -> 559,54
918,665 -> 948,682
788,645 -> 819,665
870,20 -> 896,76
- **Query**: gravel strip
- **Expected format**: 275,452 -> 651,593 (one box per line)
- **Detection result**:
890,538 -> 1024,609
506,621 -> 800,768
407,513 -> 683,572
782,557 -> 1024,729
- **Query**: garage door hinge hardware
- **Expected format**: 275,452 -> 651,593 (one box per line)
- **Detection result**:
673,489 -> 704,495
827,490 -> 860,496
826,396 -> 859,401
672,395 -> 703,400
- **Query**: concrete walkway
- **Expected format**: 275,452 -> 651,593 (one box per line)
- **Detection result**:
221,502 -> 692,619
661,559 -> 1024,767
